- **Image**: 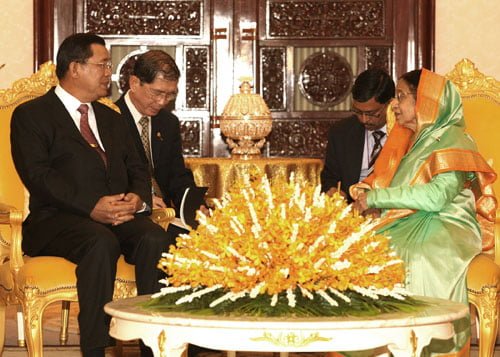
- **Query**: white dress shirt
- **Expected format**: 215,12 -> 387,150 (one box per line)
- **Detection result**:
54,85 -> 106,151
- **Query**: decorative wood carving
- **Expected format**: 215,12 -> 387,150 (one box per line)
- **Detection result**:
0,62 -> 58,108
298,51 -> 353,107
117,52 -> 144,93
85,0 -> 203,36
34,0 -> 436,159
267,120 -> 333,158
261,47 -> 286,111
180,119 -> 202,156
267,0 -> 385,39
185,47 -> 209,109
445,58 -> 500,104
365,46 -> 392,74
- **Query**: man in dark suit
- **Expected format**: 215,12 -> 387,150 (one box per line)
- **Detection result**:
10,33 -> 173,357
115,50 -> 199,234
115,49 -> 212,357
321,68 -> 395,202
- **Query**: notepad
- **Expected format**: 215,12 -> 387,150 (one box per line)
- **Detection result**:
169,186 -> 208,231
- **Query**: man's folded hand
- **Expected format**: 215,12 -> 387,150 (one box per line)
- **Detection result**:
90,193 -> 136,225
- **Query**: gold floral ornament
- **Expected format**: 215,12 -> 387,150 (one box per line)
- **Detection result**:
149,173 -> 413,316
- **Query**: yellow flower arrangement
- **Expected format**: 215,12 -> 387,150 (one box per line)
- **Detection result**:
150,172 -> 410,314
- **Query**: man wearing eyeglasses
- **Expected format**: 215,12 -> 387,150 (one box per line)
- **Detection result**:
11,34 -> 173,357
115,50 -> 201,235
321,68 -> 395,202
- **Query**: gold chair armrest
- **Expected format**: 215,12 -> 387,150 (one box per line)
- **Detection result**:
150,207 -> 176,230
494,207 -> 500,266
0,203 -> 24,272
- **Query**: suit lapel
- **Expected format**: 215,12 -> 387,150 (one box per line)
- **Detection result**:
346,119 -> 365,182
92,103 -> 112,154
151,114 -> 164,167
48,90 -> 93,149
116,96 -> 149,165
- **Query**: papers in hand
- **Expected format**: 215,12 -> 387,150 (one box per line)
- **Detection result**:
170,186 -> 208,231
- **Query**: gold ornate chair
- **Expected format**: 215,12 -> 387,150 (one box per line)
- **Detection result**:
446,59 -> 500,357
0,62 -> 174,356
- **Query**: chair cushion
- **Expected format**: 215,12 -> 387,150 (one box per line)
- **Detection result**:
467,253 -> 500,291
16,255 -> 136,293
116,255 -> 135,282
17,256 -> 77,292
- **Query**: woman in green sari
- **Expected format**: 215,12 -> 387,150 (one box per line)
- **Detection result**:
351,68 -> 497,355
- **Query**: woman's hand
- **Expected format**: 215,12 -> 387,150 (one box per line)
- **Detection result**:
353,192 -> 382,218
363,208 -> 381,218
352,192 -> 369,214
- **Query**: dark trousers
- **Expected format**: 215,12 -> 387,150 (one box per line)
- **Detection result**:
24,212 -> 175,351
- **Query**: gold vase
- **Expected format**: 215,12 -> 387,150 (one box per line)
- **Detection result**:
220,81 -> 272,159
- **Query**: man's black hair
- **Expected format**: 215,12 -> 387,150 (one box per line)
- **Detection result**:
352,68 -> 395,104
55,33 -> 105,80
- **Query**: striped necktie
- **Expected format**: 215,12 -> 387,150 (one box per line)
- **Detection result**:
139,116 -> 163,198
368,130 -> 385,169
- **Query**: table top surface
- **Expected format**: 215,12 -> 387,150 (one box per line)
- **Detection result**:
105,295 -> 468,330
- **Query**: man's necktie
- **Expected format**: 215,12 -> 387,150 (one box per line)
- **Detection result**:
77,104 -> 107,166
139,116 -> 163,198
368,130 -> 385,169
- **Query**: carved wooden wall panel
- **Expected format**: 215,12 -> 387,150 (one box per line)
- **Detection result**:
35,0 -> 434,158
366,46 -> 392,73
180,118 -> 202,156
267,0 -> 385,38
297,51 -> 353,107
292,47 -> 357,112
85,0 -> 203,36
261,47 -> 286,111
261,0 -> 395,158
185,46 -> 209,110
267,120 -> 332,157
116,51 -> 143,93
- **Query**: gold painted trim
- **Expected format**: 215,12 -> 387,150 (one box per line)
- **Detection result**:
21,285 -> 77,295
445,58 -> 500,105
158,329 -> 167,357
98,96 -> 121,113
0,62 -> 58,109
251,331 -> 331,347
410,329 -> 418,357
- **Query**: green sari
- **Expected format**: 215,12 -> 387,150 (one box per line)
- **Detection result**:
363,71 -> 496,355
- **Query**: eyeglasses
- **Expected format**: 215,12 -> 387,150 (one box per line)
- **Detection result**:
143,84 -> 178,102
84,61 -> 112,70
396,91 -> 415,102
351,104 -> 386,119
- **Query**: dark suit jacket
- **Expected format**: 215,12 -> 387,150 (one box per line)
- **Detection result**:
10,88 -> 151,255
116,95 -> 195,211
320,116 -> 365,203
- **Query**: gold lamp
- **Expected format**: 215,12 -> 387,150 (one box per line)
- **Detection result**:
220,80 -> 272,159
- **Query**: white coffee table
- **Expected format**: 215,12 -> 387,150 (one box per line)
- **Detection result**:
104,295 -> 468,357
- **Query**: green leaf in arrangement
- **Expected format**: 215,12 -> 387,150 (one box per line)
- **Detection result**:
141,287 -> 427,317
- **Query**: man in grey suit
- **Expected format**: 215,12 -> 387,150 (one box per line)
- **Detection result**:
10,33 -> 172,357
321,68 -> 395,202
